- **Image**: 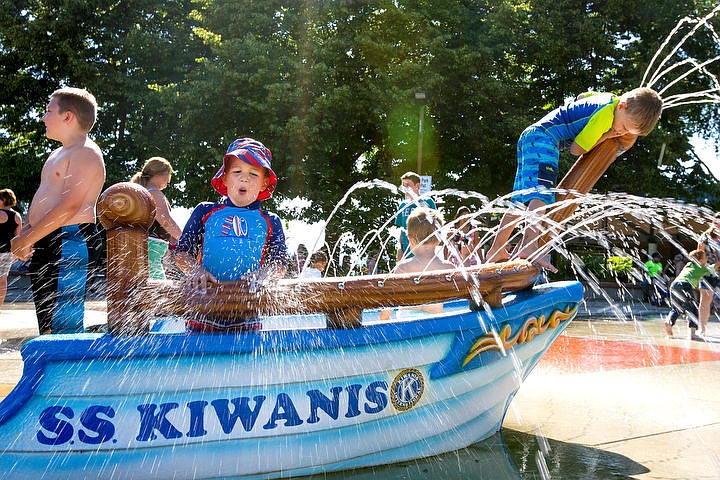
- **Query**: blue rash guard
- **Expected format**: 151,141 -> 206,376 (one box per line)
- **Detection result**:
534,92 -> 618,151
176,198 -> 288,281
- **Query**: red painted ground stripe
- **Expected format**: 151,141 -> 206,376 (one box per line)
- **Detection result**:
540,336 -> 720,373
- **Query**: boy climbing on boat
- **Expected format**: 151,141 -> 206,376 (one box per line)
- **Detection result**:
486,87 -> 663,272
175,138 -> 288,330
393,207 -> 454,274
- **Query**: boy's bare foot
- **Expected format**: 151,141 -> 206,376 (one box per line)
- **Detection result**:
516,247 -> 558,273
530,256 -> 558,274
486,248 -> 511,264
664,322 -> 673,338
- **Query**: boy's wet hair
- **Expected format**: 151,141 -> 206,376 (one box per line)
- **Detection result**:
407,207 -> 444,244
51,87 -> 98,132
622,87 -> 663,136
310,250 -> 328,265
401,171 -> 421,184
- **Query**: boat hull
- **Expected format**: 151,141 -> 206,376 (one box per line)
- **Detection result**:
0,281 -> 583,479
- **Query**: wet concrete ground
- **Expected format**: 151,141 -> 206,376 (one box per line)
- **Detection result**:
1,297 -> 719,479
506,316 -> 720,479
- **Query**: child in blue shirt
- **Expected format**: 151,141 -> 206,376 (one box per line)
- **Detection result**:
486,87 -> 663,271
176,138 -> 288,329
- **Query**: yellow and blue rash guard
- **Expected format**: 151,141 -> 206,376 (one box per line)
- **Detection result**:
535,92 -> 618,152
512,92 -> 618,204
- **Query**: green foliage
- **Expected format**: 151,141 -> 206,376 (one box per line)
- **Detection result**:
0,0 -> 719,235
552,253 -> 635,282
606,255 -> 633,274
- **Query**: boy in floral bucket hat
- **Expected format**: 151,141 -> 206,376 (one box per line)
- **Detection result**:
176,138 -> 288,330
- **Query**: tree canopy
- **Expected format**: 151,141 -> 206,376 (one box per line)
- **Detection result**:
1,0 -> 718,236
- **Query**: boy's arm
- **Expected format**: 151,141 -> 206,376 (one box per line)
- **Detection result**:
263,214 -> 288,279
12,149 -> 103,259
13,212 -> 22,237
570,126 -> 630,156
175,251 -> 199,275
697,233 -> 708,251
173,204 -> 211,275
175,250 -> 217,292
571,125 -> 630,156
396,235 -> 404,262
174,207 -> 218,292
569,141 -> 586,156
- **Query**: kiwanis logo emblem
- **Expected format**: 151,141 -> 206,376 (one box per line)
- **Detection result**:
390,368 -> 424,411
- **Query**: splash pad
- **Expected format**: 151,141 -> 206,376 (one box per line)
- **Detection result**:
0,133 -> 657,479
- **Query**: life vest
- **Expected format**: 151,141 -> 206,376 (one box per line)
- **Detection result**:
200,206 -> 271,281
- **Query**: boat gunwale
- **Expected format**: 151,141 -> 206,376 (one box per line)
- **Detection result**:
21,281 -> 583,361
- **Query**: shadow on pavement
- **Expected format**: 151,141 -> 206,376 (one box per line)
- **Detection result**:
503,429 -> 649,479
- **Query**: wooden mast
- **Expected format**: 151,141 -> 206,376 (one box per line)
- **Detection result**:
98,182 -> 156,334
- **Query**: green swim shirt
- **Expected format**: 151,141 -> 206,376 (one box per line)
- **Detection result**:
675,262 -> 712,289
645,260 -> 662,278
573,97 -> 619,152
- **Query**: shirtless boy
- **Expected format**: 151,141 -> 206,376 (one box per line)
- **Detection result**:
12,87 -> 106,334
393,207 -> 454,274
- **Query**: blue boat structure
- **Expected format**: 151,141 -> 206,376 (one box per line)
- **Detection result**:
0,183 -> 584,479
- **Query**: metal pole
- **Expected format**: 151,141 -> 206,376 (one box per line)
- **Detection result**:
415,91 -> 426,175
417,103 -> 424,174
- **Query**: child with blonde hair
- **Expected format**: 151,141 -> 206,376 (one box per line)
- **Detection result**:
131,157 -> 182,280
12,87 -> 105,334
487,87 -> 663,271
393,207 -> 454,274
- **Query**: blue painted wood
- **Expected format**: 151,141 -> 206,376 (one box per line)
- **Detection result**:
0,281 -> 583,480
